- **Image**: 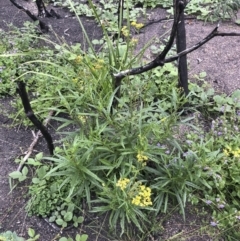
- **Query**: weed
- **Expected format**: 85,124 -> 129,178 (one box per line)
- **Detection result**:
0,228 -> 40,241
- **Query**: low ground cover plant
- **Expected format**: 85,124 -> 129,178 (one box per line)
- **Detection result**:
0,228 -> 40,241
49,0 -> 240,23
1,0 -> 240,240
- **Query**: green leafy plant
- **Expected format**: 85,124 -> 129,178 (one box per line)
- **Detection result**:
9,166 -> 29,182
26,162 -> 84,228
1,0 -> 196,238
27,228 -> 40,241
181,89 -> 240,238
186,0 -> 240,22
59,234 -> 88,241
48,203 -> 84,228
0,231 -> 25,241
9,152 -> 43,183
0,228 -> 40,241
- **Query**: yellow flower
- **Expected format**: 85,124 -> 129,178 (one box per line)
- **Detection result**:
131,21 -> 144,29
72,78 -> 78,83
121,26 -> 130,37
131,21 -> 137,27
94,64 -> 102,69
161,117 -> 167,122
116,178 -> 130,190
135,23 -> 144,29
232,148 -> 240,157
93,59 -> 105,69
233,151 -> 239,157
223,149 -> 229,156
130,38 -> 138,47
75,55 -> 83,64
117,179 -> 152,207
78,115 -> 86,124
223,146 -> 240,157
97,59 -> 105,64
131,184 -> 152,207
137,151 -> 148,162
132,195 -> 141,205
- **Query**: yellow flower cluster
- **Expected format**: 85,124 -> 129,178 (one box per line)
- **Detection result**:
75,55 -> 83,64
72,78 -> 84,91
161,117 -> 167,123
130,38 -> 138,47
121,26 -> 130,37
78,115 -> 86,124
94,59 -> 105,69
223,145 -> 240,158
72,78 -> 78,83
116,179 -> 153,207
132,185 -> 152,207
131,21 -> 144,29
116,178 -> 130,190
137,151 -> 148,162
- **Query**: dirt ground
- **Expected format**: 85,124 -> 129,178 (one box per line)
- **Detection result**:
1,1 -> 240,241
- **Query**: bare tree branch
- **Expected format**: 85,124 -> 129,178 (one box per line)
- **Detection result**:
9,0 -> 49,32
176,0 -> 188,96
17,81 -> 54,155
165,29 -> 240,63
113,25 -> 240,79
113,0 -> 185,105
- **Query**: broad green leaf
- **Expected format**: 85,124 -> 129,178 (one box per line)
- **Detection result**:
77,216 -> 84,223
22,166 -> 28,176
35,152 -> 43,161
64,212 -> 73,222
9,171 -> 23,179
235,19 -> 240,25
79,234 -> 88,241
56,218 -> 64,226
49,216 -> 56,222
28,228 -> 35,237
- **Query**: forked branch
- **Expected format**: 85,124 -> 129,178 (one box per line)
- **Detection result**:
114,24 -> 240,78
113,0 -> 185,104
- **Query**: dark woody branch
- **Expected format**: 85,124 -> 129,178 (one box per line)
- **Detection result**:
165,28 -> 240,63
155,0 -> 185,63
9,0 -> 49,32
17,81 -> 54,155
113,25 -> 240,79
113,0 -> 185,103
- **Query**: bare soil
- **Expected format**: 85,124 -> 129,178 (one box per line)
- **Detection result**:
1,1 -> 240,240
